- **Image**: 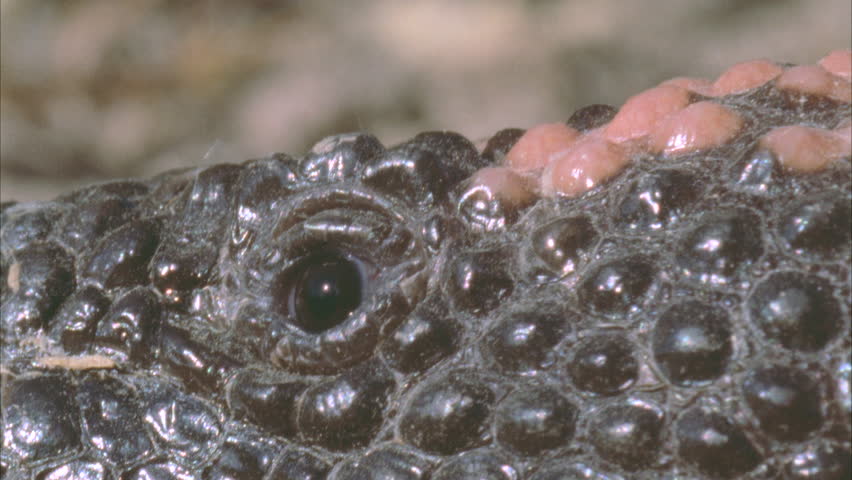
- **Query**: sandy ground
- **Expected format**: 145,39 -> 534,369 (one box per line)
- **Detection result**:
1,0 -> 850,202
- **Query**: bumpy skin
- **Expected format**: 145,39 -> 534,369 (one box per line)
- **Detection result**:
1,62 -> 851,480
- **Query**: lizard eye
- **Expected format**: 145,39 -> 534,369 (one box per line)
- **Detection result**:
289,252 -> 364,333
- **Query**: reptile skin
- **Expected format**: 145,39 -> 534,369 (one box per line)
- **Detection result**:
1,60 -> 850,479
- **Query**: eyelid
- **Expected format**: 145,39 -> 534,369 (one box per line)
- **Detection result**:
272,186 -> 405,236
301,210 -> 391,247
279,211 -> 415,270
303,217 -> 371,237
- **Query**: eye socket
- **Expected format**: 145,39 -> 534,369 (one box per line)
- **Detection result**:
287,252 -> 364,333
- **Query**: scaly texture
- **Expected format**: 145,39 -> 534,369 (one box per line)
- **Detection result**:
1,55 -> 851,479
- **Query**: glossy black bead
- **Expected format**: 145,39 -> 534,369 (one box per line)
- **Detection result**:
13,242 -> 75,298
2,374 -> 81,464
577,255 -> 656,317
236,154 -> 298,217
60,180 -> 149,203
77,375 -> 154,466
83,219 -> 160,289
149,242 -> 217,304
447,248 -> 514,314
485,308 -> 568,374
35,459 -> 111,480
132,171 -> 192,221
143,177 -> 225,302
93,287 -> 162,362
48,286 -> 110,354
615,168 -> 700,232
530,215 -> 598,277
729,148 -> 779,195
528,462 -> 619,480
361,144 -> 440,205
421,214 -> 459,251
203,440 -> 266,480
300,133 -> 384,183
589,399 -> 666,470
179,164 -> 243,236
151,167 -> 240,300
140,381 -> 223,466
382,295 -> 459,373
652,300 -> 733,386
59,195 -> 133,253
779,191 -> 851,260
362,131 -> 483,205
0,202 -> 64,252
432,450 -> 517,480
332,445 -> 433,480
1,241 -> 75,333
232,154 -> 299,253
267,448 -> 331,480
675,209 -> 763,286
226,370 -> 308,437
676,407 -> 761,479
566,104 -> 618,131
568,332 -> 639,395
496,386 -> 577,456
410,130 -> 485,173
123,461 -> 194,480
399,371 -> 495,455
748,271 -> 841,352
457,177 -> 527,232
743,365 -> 823,441
481,128 -> 525,164
159,324 -> 239,392
296,361 -> 395,450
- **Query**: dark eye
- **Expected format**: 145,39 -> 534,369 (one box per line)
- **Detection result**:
289,253 -> 364,333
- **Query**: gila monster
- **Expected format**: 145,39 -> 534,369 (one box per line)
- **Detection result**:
1,51 -> 850,479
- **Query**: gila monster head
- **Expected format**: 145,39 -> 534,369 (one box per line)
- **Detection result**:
1,52 -> 851,479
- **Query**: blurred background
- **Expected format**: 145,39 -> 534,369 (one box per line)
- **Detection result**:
1,0 -> 850,201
